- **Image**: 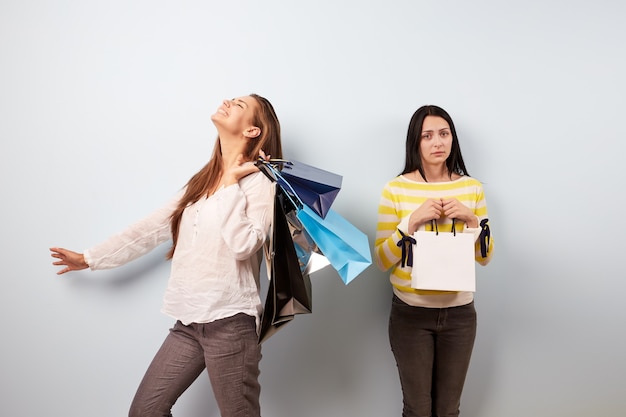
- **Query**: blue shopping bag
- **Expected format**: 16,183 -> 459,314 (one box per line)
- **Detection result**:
280,160 -> 342,219
257,159 -> 371,284
297,205 -> 372,284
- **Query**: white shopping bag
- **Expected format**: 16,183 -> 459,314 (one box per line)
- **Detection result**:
411,229 -> 476,292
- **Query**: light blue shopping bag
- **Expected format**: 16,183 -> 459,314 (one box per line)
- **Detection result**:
296,205 -> 372,284
257,158 -> 372,284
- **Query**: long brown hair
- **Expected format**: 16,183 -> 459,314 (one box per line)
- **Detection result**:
166,93 -> 282,259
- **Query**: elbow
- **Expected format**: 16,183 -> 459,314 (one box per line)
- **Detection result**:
374,258 -> 385,271
230,234 -> 266,261
373,251 -> 391,272
232,242 -> 264,261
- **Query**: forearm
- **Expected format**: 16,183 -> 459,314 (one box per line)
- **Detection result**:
215,174 -> 274,261
85,193 -> 180,269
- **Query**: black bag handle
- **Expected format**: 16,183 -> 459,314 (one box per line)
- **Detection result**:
430,219 -> 457,236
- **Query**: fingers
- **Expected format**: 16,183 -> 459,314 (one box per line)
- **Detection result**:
239,162 -> 260,177
50,247 -> 88,274
440,198 -> 472,221
52,258 -> 71,274
223,157 -> 260,185
50,247 -> 64,256
415,200 -> 442,224
52,256 -> 71,270
426,199 -> 444,215
230,154 -> 255,168
442,200 -> 457,218
50,249 -> 66,263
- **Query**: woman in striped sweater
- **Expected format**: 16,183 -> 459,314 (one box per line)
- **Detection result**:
374,105 -> 493,417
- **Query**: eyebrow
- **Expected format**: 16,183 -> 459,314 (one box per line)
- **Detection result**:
233,98 -> 249,108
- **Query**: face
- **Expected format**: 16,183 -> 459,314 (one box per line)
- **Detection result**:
419,115 -> 452,166
211,96 -> 259,137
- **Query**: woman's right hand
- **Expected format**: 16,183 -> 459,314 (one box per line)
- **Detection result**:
49,247 -> 89,275
407,199 -> 443,234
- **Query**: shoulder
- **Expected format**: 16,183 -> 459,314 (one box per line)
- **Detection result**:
380,176 -> 407,196
240,170 -> 275,193
456,176 -> 486,196
383,175 -> 411,189
459,176 -> 482,187
241,170 -> 271,184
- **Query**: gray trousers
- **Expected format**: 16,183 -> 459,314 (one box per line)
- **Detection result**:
389,295 -> 477,417
129,313 -> 262,417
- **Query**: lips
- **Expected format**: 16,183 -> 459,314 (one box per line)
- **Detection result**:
217,108 -> 228,116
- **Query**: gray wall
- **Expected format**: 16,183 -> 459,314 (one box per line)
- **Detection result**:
2,1 -> 625,416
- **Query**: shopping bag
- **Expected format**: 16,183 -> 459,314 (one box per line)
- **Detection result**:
258,186 -> 313,344
279,159 -> 342,219
284,207 -> 330,276
410,222 -> 476,292
256,158 -> 329,276
256,158 -> 371,284
297,205 -> 372,285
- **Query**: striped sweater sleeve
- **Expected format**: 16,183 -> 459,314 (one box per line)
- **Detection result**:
374,183 -> 405,271
374,177 -> 494,271
473,184 -> 494,266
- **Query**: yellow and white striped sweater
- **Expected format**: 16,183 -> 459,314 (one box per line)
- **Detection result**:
374,175 -> 494,308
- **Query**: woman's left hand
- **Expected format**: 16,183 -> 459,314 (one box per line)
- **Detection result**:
441,198 -> 478,227
222,150 -> 271,186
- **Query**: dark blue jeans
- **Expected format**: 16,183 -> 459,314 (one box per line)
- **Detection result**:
389,295 -> 477,417
128,313 -> 262,417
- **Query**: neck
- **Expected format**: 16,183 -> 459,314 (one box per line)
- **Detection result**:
422,164 -> 450,182
218,133 -> 247,168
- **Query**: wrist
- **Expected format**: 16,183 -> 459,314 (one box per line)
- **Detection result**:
466,215 -> 479,228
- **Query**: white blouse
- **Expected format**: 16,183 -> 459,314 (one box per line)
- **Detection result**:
84,171 -> 275,326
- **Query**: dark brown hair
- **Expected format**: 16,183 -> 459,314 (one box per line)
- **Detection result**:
400,105 -> 469,181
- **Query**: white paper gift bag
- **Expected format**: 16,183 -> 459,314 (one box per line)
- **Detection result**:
410,221 -> 476,292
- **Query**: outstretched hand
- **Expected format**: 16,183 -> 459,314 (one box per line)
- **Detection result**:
50,247 -> 89,275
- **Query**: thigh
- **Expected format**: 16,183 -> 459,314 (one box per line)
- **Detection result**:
129,321 -> 206,417
433,302 -> 477,417
389,295 -> 438,417
199,313 -> 262,417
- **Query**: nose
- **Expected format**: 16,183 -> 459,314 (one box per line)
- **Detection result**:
222,99 -> 231,107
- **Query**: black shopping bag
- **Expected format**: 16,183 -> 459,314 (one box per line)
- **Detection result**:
258,185 -> 312,344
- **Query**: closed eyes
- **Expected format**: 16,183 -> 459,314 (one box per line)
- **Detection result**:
232,98 -> 246,108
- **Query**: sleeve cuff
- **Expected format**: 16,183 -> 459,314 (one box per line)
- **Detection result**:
83,250 -> 93,270
463,226 -> 481,242
397,217 -> 410,235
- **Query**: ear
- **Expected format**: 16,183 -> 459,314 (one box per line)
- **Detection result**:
243,126 -> 261,139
